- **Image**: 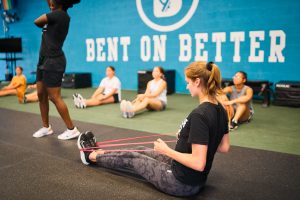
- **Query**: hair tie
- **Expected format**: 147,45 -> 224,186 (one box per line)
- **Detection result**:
206,62 -> 214,71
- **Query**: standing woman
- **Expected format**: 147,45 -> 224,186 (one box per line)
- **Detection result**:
77,61 -> 230,197
33,0 -> 81,140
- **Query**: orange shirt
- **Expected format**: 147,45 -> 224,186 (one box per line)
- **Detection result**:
11,75 -> 27,95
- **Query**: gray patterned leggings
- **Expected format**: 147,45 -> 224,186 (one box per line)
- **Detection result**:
96,146 -> 202,197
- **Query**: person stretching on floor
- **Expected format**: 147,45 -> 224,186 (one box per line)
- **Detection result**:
0,66 -> 27,103
222,71 -> 254,130
73,66 -> 121,109
120,66 -> 167,118
77,61 -> 230,197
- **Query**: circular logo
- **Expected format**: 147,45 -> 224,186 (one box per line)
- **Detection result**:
136,0 -> 199,32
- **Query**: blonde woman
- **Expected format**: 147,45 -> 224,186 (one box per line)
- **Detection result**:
120,66 -> 167,118
77,61 -> 229,197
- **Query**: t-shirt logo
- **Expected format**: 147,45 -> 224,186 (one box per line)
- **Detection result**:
42,24 -> 48,32
177,118 -> 188,139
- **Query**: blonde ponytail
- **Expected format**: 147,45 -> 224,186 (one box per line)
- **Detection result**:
185,61 -> 222,97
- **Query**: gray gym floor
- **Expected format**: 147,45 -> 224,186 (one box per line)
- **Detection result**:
0,108 -> 299,200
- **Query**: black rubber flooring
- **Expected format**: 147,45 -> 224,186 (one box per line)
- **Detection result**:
0,108 -> 299,200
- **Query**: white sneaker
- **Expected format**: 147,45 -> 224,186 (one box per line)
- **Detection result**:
33,125 -> 54,138
77,94 -> 86,109
126,101 -> 135,118
80,100 -> 87,109
58,127 -> 80,140
120,100 -> 127,118
73,93 -> 80,108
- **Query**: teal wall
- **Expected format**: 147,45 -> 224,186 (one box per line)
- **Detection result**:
1,0 -> 299,93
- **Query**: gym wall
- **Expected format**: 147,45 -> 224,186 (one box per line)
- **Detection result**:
1,0 -> 299,93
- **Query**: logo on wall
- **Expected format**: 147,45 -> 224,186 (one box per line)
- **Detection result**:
154,0 -> 182,18
136,0 -> 199,32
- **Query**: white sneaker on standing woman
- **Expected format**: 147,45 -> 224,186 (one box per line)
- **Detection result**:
58,127 -> 81,140
33,125 -> 54,138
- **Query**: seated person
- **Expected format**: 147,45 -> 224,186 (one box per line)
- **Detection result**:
23,84 -> 39,103
222,71 -> 254,130
0,66 -> 27,103
77,61 -> 230,197
23,84 -> 64,104
120,66 -> 167,118
73,66 -> 121,108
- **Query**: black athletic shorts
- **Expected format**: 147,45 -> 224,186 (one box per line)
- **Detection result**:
113,93 -> 119,103
36,68 -> 64,87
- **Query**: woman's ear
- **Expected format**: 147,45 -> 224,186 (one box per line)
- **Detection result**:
195,78 -> 201,87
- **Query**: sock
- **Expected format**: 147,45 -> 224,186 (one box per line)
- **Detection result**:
68,127 -> 75,131
85,151 -> 92,163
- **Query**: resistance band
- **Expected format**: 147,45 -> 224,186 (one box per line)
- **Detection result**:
97,134 -> 169,145
80,149 -> 155,152
80,140 -> 177,153
98,140 -> 176,148
81,140 -> 176,151
80,132 -> 177,152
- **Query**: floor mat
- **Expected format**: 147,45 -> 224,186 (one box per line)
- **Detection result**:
0,108 -> 299,200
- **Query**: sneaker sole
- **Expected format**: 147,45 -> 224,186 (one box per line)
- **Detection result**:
77,133 -> 89,165
73,94 -> 81,108
76,94 -> 86,109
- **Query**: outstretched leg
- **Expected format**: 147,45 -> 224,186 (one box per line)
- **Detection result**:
132,146 -> 172,164
132,98 -> 163,113
0,89 -> 17,96
233,103 -> 250,123
85,95 -> 115,107
25,91 -> 39,103
78,133 -> 200,197
89,150 -> 200,197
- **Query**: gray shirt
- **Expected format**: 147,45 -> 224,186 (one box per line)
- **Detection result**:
230,85 -> 254,112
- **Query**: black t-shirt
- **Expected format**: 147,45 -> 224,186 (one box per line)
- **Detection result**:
38,10 -> 70,71
171,102 -> 229,186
